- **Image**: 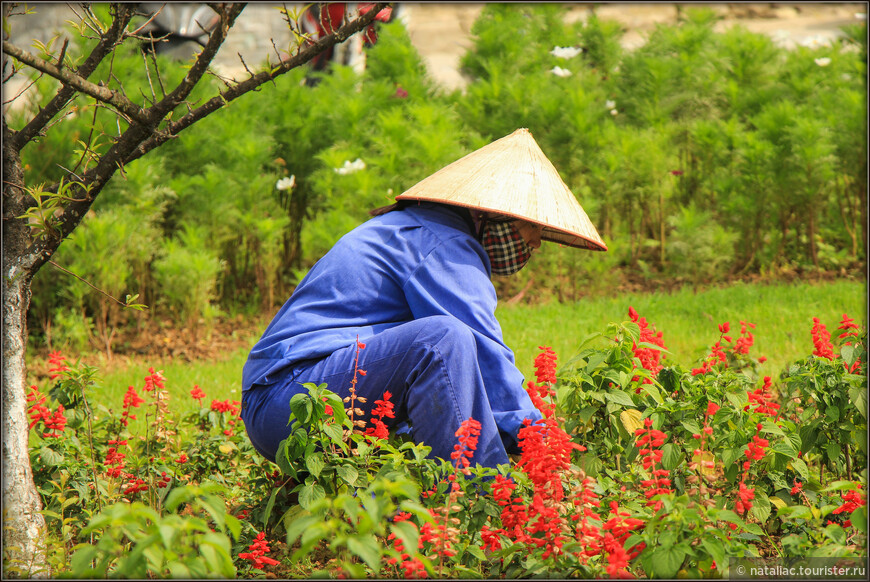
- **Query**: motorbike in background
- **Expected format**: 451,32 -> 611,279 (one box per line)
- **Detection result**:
299,3 -> 396,78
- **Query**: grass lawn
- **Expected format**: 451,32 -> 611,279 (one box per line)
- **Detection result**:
35,278 -> 865,420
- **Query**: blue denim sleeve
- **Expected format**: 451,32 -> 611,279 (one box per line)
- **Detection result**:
402,237 -> 542,444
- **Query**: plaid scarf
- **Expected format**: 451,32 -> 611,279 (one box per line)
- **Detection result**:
481,219 -> 532,276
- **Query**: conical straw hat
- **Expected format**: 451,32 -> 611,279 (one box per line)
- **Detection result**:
396,128 -> 607,251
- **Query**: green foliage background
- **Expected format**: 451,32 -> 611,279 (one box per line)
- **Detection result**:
8,5 -> 866,351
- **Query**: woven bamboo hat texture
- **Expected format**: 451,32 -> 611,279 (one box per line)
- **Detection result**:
395,128 -> 607,251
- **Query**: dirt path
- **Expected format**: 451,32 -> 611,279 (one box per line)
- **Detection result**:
403,3 -> 866,91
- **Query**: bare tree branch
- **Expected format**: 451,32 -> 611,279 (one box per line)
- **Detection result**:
150,3 -> 244,119
127,2 -> 391,164
11,3 -> 136,150
3,38 -> 152,126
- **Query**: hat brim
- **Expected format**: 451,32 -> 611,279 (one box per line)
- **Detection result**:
395,128 -> 607,251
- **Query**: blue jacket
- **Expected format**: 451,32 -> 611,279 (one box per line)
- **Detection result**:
241,203 -> 535,437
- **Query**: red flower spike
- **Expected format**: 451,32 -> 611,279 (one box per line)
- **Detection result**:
48,351 -> 70,379
627,307 -> 667,387
239,531 -> 280,570
190,385 -> 206,402
365,390 -> 395,441
811,317 -> 835,360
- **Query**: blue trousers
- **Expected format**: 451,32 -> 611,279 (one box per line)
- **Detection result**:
241,316 -> 522,468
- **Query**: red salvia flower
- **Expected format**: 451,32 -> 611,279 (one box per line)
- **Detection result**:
451,417 -> 481,473
104,446 -> 127,478
837,313 -> 864,372
190,385 -> 206,403
121,385 -> 145,427
122,477 -> 149,496
837,313 -> 861,340
526,346 -> 558,417
157,471 -> 172,489
747,376 -> 780,417
517,418 -> 579,502
735,481 -> 755,516
811,317 -> 835,360
211,399 -> 241,415
627,307 -> 666,389
239,532 -> 280,570
635,418 -> 673,510
790,480 -> 803,496
732,321 -> 756,355
420,510 -> 457,558
533,346 -> 558,385
27,385 -> 51,430
48,351 -> 69,379
42,404 -> 66,438
365,390 -> 395,440
143,367 -> 166,392
832,485 -> 866,520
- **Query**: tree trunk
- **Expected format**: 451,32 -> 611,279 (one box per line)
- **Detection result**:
2,124 -> 47,576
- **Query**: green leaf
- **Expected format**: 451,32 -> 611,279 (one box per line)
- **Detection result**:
699,537 -> 725,569
849,386 -> 867,418
306,452 -> 325,478
851,506 -> 866,534
337,464 -> 359,486
645,545 -> 686,578
822,480 -> 861,492
790,457 -> 810,481
576,406 -> 598,424
641,383 -> 664,404
725,391 -> 748,410
39,447 -> 63,467
823,524 -> 847,545
771,439 -> 797,459
681,419 -> 702,435
605,389 -> 636,407
391,519 -> 420,557
285,511 -> 317,546
346,535 -> 382,571
749,490 -> 771,524
661,443 -> 682,471
262,488 -> 280,531
298,480 -> 326,510
825,442 -> 842,464
841,345 -> 856,366
289,393 -> 313,424
585,352 -> 607,373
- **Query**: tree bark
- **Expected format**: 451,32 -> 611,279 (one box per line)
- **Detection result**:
2,122 -> 46,576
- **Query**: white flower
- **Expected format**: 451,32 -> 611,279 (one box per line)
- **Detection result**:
800,35 -> 831,49
610,108 -> 618,116
855,12 -> 867,20
335,158 -> 366,175
605,100 -> 616,110
550,46 -> 582,59
276,175 -> 296,190
842,73 -> 853,81
550,66 -> 572,78
814,57 -> 832,67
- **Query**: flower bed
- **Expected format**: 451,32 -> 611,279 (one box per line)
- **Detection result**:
18,311 -> 866,578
